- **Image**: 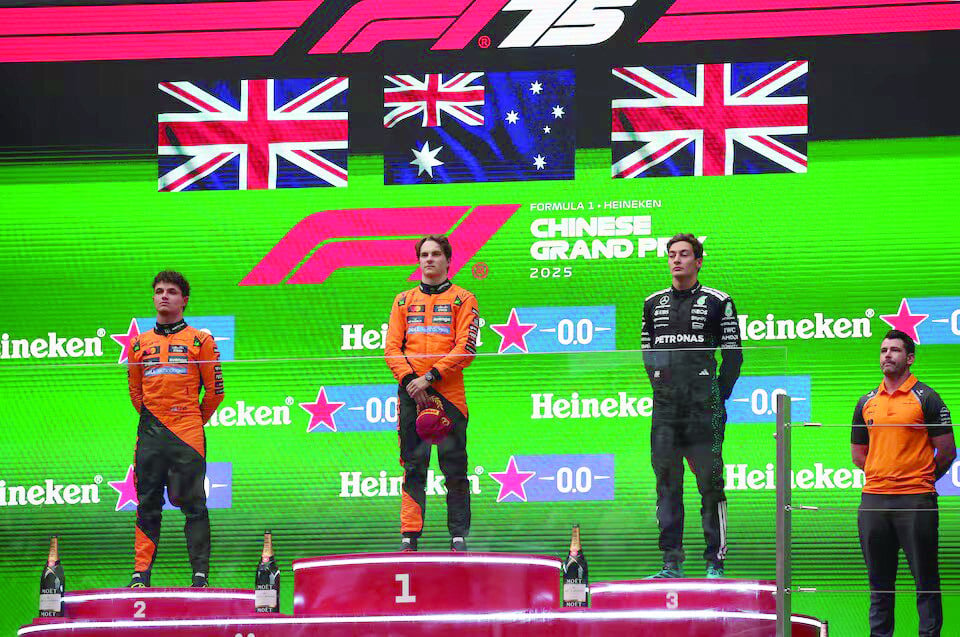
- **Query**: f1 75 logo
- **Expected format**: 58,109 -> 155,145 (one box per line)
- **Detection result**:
312,0 -> 638,54
241,204 -> 519,285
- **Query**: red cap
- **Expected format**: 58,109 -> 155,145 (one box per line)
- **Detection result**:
416,396 -> 452,445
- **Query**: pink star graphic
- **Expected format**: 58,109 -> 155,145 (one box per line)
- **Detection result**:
108,464 -> 139,511
490,308 -> 537,353
300,387 -> 346,432
489,456 -> 536,503
110,318 -> 140,364
880,298 -> 928,343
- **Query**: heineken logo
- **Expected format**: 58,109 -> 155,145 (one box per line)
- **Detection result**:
0,476 -> 102,507
738,311 -> 873,341
0,330 -> 105,361
339,469 -> 482,498
531,391 -> 653,419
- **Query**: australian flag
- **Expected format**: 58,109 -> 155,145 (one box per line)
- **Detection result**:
158,77 -> 348,191
612,61 -> 807,178
384,70 -> 575,185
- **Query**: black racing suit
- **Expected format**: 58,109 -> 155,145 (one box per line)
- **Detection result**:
641,282 -> 742,567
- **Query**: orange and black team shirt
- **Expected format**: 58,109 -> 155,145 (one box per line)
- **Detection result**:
852,374 -> 952,494
385,280 -> 479,417
128,319 -> 224,457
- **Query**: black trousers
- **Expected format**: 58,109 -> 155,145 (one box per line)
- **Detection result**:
650,391 -> 727,566
858,492 -> 942,637
398,388 -> 470,538
134,408 -> 210,575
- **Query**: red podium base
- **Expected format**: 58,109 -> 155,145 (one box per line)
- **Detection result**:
590,579 -> 777,613
292,552 -> 562,615
58,588 -> 257,620
20,609 -> 825,636
19,554 -> 827,636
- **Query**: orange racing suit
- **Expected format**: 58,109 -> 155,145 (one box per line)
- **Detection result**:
385,280 -> 479,538
127,319 -> 223,575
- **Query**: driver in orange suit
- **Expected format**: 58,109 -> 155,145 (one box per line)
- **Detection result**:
126,271 -> 223,588
385,235 -> 479,552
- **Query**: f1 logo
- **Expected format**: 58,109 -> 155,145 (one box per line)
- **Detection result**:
499,0 -> 635,48
309,0 -> 637,54
240,204 -> 519,285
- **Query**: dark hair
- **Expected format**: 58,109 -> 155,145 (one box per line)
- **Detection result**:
882,329 -> 916,355
666,233 -> 704,259
415,235 -> 452,261
152,270 -> 190,298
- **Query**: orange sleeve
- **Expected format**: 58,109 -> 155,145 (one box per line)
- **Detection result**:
385,293 -> 416,383
127,339 -> 143,413
198,333 -> 224,424
432,294 -> 479,377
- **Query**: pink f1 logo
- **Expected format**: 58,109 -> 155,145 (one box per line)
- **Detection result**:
239,204 -> 520,285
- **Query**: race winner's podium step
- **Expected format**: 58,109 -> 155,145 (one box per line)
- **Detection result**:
60,588 -> 257,619
291,552 -> 562,615
590,579 -> 777,613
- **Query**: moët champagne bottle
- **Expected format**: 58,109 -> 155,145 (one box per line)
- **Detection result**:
39,536 -> 65,618
562,524 -> 589,607
255,530 -> 280,613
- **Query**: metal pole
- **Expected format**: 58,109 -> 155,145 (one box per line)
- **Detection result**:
776,394 -> 792,637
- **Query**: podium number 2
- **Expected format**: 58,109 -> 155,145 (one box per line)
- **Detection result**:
395,573 -> 416,603
133,600 -> 146,617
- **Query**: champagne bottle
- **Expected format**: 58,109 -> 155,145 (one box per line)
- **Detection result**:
562,524 -> 588,607
254,531 -> 280,613
39,536 -> 65,618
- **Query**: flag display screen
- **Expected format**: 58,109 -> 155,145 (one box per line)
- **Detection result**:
1,140 -> 958,634
0,3 -> 958,634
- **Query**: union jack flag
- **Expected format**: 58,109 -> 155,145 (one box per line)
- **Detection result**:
158,77 -> 348,191
612,61 -> 808,178
384,73 -> 484,128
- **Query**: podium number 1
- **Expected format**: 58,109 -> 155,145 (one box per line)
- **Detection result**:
395,573 -> 416,603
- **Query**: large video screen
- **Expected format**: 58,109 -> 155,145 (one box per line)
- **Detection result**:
1,2 -> 958,634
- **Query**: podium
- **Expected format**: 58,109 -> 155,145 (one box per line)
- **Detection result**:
590,579 -> 777,612
292,552 -> 562,615
19,554 -> 827,636
59,588 -> 257,620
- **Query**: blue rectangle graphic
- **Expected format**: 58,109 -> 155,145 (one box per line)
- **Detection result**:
118,462 -> 231,511
908,297 -> 960,345
726,376 -> 811,423
306,384 -> 398,433
507,454 -> 615,502
512,306 -> 615,353
137,315 -> 235,361
936,459 -> 960,496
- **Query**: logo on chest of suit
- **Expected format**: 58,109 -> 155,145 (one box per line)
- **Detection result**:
434,304 -> 452,312
409,305 -> 426,313
169,344 -> 189,353
407,315 -> 425,324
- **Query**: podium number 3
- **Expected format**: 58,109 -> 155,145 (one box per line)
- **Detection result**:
395,573 -> 417,603
666,592 -> 679,609
133,600 -> 146,618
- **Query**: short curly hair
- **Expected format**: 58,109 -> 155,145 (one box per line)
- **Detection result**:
152,270 -> 190,297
